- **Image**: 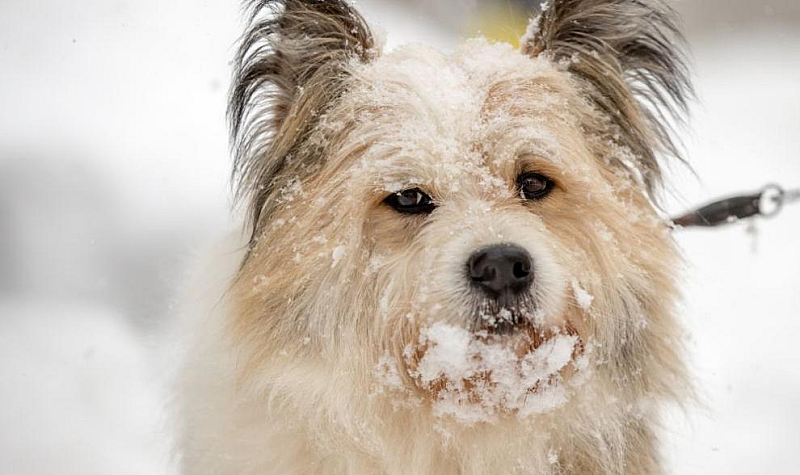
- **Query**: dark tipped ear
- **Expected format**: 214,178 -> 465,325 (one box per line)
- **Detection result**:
229,0 -> 375,237
521,0 -> 692,196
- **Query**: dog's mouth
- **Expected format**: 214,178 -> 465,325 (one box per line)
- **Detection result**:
471,305 -> 581,361
471,295 -> 548,337
398,305 -> 585,423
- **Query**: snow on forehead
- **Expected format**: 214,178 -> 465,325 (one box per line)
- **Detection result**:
358,38 -> 554,113
454,38 -> 555,83
350,39 -> 560,192
358,43 -> 484,132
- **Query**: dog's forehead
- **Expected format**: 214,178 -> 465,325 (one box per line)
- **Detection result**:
356,39 -> 558,132
348,39 -> 572,192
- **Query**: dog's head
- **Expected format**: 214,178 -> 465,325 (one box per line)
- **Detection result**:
228,0 -> 691,424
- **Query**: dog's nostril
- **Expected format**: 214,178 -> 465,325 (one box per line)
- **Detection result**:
512,261 -> 530,279
467,244 -> 534,295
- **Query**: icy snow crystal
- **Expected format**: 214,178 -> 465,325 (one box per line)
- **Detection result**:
570,278 -> 594,310
408,322 -> 579,424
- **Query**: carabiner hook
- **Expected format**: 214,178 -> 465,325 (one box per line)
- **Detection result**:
757,184 -> 784,218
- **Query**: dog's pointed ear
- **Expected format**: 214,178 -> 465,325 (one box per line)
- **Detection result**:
521,0 -> 692,196
229,0 -> 376,239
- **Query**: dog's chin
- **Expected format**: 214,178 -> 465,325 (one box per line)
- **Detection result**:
397,306 -> 584,423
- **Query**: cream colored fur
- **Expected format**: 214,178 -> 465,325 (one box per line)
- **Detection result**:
177,1 -> 692,473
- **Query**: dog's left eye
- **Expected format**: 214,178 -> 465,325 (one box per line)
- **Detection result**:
384,188 -> 435,215
518,173 -> 554,201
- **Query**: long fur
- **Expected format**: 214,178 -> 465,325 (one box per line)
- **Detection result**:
229,0 -> 376,241
521,0 -> 693,197
178,1 -> 693,474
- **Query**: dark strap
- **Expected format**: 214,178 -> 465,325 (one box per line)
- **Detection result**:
672,184 -> 791,228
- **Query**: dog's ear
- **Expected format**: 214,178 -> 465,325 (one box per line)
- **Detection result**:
521,0 -> 692,196
229,0 -> 376,240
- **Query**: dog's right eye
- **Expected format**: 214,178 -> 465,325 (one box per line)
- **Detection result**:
383,188 -> 436,215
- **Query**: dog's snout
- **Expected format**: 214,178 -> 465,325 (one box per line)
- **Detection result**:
467,244 -> 533,296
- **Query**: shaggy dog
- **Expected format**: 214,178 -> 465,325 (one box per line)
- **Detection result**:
177,0 -> 693,473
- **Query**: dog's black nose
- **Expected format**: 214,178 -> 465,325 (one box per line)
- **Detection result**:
467,244 -> 533,296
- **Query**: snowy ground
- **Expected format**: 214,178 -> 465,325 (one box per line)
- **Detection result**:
0,1 -> 798,474
662,32 -> 800,474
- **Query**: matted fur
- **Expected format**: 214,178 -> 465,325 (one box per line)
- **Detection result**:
178,1 -> 693,474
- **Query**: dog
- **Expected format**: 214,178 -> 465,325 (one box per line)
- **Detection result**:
177,0 -> 693,473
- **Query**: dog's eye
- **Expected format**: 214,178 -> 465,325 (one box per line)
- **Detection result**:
518,173 -> 553,201
384,188 -> 435,215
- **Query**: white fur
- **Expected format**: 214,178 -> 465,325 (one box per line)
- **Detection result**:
177,3 -> 690,473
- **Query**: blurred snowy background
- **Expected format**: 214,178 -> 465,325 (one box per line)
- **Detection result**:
0,1 -> 798,473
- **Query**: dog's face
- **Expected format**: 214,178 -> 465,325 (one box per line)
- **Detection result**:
228,0 -> 691,425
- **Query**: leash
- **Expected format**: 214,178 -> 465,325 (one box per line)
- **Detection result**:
671,184 -> 800,229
